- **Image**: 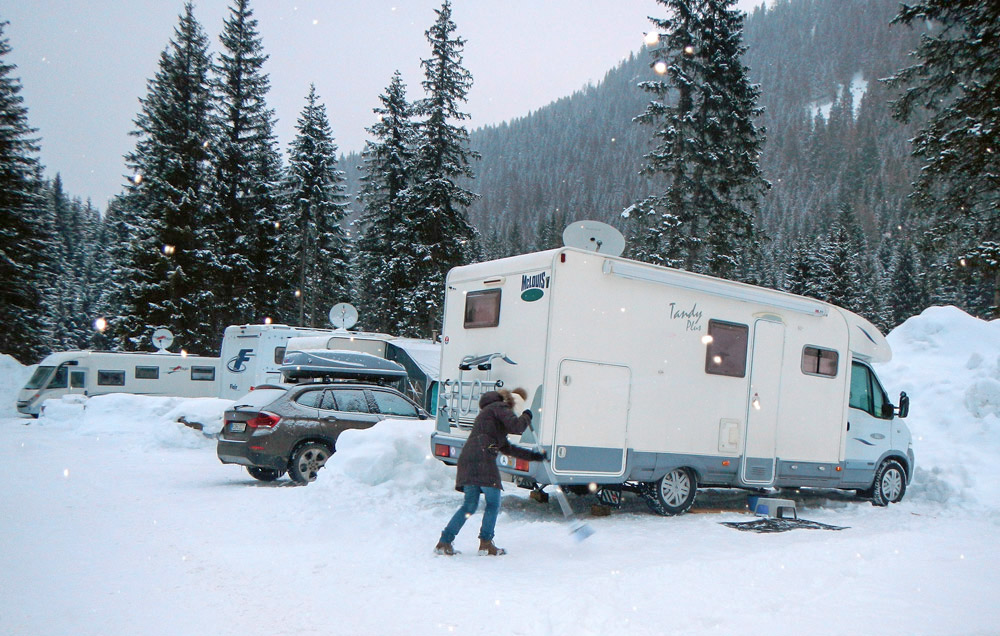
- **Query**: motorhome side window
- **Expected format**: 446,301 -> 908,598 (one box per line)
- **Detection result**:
704,320 -> 749,378
273,347 -> 286,364
850,361 -> 890,419
97,370 -> 126,386
49,366 -> 69,389
801,346 -> 839,377
135,366 -> 159,380
191,366 -> 215,381
464,289 -> 501,329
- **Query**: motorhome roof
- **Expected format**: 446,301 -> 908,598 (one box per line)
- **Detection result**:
447,246 -> 891,363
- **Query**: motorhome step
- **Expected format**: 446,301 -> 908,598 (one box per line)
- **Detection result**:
747,496 -> 797,519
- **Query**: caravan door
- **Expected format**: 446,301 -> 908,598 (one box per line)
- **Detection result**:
741,320 -> 785,486
551,359 -> 630,477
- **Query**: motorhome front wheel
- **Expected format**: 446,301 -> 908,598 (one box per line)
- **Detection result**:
871,459 -> 907,506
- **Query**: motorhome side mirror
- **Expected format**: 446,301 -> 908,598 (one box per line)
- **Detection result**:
897,392 -> 909,419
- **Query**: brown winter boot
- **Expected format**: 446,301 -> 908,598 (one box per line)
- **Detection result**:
434,541 -> 457,556
478,539 -> 507,556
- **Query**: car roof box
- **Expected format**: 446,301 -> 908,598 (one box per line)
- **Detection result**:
280,349 -> 408,382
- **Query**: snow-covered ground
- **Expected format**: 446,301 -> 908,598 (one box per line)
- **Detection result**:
2,306 -> 999,635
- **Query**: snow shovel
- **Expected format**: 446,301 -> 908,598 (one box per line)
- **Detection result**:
524,417 -> 594,542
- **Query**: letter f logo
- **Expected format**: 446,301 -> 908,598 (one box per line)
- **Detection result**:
226,348 -> 254,373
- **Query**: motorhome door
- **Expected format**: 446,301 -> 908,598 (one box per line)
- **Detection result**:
741,320 -> 785,485
551,359 -> 630,477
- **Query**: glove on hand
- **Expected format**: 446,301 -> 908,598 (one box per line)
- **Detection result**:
532,449 -> 547,462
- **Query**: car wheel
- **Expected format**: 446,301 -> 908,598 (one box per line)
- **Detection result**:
644,467 -> 697,516
871,459 -> 906,506
247,466 -> 284,482
288,442 -> 333,484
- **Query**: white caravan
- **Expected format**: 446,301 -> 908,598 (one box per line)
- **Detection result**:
430,247 -> 914,514
17,350 -> 220,416
218,324 -> 349,399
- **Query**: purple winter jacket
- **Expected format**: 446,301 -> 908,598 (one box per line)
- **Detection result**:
454,391 -> 543,491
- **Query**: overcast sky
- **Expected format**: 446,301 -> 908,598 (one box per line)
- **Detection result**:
4,0 -> 763,209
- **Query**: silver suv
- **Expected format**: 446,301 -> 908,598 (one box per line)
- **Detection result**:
217,382 -> 429,484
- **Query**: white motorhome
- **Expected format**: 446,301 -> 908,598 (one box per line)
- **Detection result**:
218,324 -> 349,399
430,247 -> 914,514
17,350 -> 220,416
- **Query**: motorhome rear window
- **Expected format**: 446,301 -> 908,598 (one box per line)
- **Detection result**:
191,366 -> 216,381
704,320 -> 748,378
135,366 -> 159,380
97,370 -> 126,386
801,346 -> 839,377
464,289 -> 502,328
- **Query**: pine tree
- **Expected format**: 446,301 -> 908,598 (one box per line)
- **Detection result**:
283,84 -> 351,328
110,2 -> 216,353
408,0 -> 480,337
211,0 -> 286,335
885,0 -> 1000,315
45,175 -> 92,349
629,0 -> 769,280
355,71 -> 421,335
0,20 -> 51,363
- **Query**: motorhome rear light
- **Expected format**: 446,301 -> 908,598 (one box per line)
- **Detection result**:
247,412 -> 280,428
434,444 -> 451,458
722,460 -> 730,466
514,458 -> 530,471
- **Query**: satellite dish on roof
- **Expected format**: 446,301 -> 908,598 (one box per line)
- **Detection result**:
152,328 -> 174,351
562,220 -> 626,257
329,303 -> 359,330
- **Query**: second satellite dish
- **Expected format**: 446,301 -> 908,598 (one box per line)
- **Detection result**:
329,302 -> 359,330
562,220 -> 626,257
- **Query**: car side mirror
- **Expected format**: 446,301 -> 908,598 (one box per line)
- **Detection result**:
897,392 -> 909,419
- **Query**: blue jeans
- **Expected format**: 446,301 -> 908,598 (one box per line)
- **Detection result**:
440,485 -> 501,543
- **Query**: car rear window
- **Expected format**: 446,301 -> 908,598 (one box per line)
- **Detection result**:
294,389 -> 324,408
233,388 -> 287,409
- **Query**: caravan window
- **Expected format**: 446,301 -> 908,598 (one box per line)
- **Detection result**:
274,347 -> 286,364
70,371 -> 85,388
801,346 -> 839,377
97,370 -> 125,386
191,366 -> 215,381
135,366 -> 159,380
464,289 -> 502,328
704,320 -> 748,378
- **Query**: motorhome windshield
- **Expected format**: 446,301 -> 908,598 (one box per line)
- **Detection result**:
24,366 -> 56,390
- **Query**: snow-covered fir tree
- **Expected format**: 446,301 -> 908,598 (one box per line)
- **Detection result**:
407,0 -> 480,337
45,175 -> 95,349
111,2 -> 217,354
210,0 -> 287,336
354,71 -> 421,335
886,0 -> 1000,315
282,84 -> 351,328
628,0 -> 769,280
0,20 -> 51,363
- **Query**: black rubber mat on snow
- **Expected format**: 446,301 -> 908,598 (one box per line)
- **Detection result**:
720,518 -> 849,533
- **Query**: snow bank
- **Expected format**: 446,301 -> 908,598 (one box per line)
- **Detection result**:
0,354 -> 33,418
312,418 -> 454,503
37,392 -> 233,449
876,305 -> 1000,510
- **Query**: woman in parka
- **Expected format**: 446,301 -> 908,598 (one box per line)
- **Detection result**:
435,387 -> 545,556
